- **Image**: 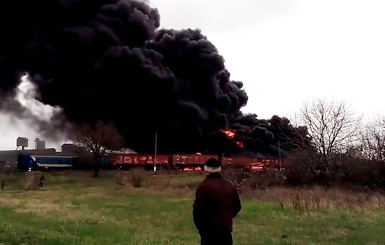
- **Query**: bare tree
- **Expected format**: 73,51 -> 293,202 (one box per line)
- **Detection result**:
359,117 -> 385,163
294,99 -> 362,177
0,174 -> 5,190
75,121 -> 124,177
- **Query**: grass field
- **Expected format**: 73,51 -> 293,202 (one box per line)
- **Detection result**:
1,171 -> 385,245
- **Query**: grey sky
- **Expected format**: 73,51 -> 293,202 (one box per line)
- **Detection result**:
151,0 -> 385,118
1,0 -> 385,150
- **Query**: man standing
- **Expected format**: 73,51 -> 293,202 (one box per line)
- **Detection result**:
193,158 -> 242,245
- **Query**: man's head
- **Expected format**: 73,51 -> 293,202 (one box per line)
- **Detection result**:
204,158 -> 221,173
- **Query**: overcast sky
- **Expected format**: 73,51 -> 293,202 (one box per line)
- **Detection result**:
1,0 -> 385,150
150,0 -> 385,118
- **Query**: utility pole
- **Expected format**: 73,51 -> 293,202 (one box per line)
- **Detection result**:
154,132 -> 158,172
278,138 -> 282,171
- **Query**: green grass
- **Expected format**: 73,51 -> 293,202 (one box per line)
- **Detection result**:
1,171 -> 385,244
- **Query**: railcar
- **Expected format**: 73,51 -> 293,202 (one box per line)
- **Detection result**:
17,154 -> 79,171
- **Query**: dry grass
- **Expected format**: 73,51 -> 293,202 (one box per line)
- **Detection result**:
243,186 -> 385,212
0,190 -> 73,214
115,168 -> 148,188
115,170 -> 131,187
114,169 -> 201,192
0,195 -> 23,206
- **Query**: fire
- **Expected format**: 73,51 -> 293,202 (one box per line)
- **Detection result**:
236,141 -> 244,149
220,129 -> 244,149
182,167 -> 202,172
220,129 -> 236,139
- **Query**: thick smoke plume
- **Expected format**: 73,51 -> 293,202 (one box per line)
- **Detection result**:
0,0 -> 307,156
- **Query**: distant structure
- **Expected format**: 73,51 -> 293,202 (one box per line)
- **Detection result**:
61,143 -> 81,156
0,137 -> 57,165
35,138 -> 46,150
16,137 -> 28,150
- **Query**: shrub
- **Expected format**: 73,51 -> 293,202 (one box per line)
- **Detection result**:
222,168 -> 249,192
22,172 -> 41,191
115,168 -> 147,188
246,171 -> 286,190
130,168 -> 146,188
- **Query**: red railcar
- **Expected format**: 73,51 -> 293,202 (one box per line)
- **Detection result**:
108,153 -> 283,172
172,154 -> 216,166
222,156 -> 281,172
171,154 -> 219,172
109,154 -> 169,170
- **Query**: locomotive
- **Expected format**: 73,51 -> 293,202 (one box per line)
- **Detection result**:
17,154 -> 80,171
17,153 -> 283,172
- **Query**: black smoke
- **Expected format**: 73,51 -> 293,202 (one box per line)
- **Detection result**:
0,0 -> 308,155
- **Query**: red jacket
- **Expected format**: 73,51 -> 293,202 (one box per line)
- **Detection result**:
193,173 -> 241,233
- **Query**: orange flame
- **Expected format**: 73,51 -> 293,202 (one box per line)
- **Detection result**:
220,129 -> 244,150
236,141 -> 244,149
220,129 -> 236,139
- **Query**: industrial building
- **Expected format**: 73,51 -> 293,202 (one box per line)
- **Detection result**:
0,137 -> 74,167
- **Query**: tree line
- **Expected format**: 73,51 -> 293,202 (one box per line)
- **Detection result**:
286,99 -> 385,188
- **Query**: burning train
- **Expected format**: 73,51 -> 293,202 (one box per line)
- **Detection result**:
17,152 -> 283,172
109,153 -> 282,172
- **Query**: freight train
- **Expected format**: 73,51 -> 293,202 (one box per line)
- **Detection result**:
17,153 -> 283,172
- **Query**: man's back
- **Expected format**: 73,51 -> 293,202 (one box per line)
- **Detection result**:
193,173 -> 241,233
